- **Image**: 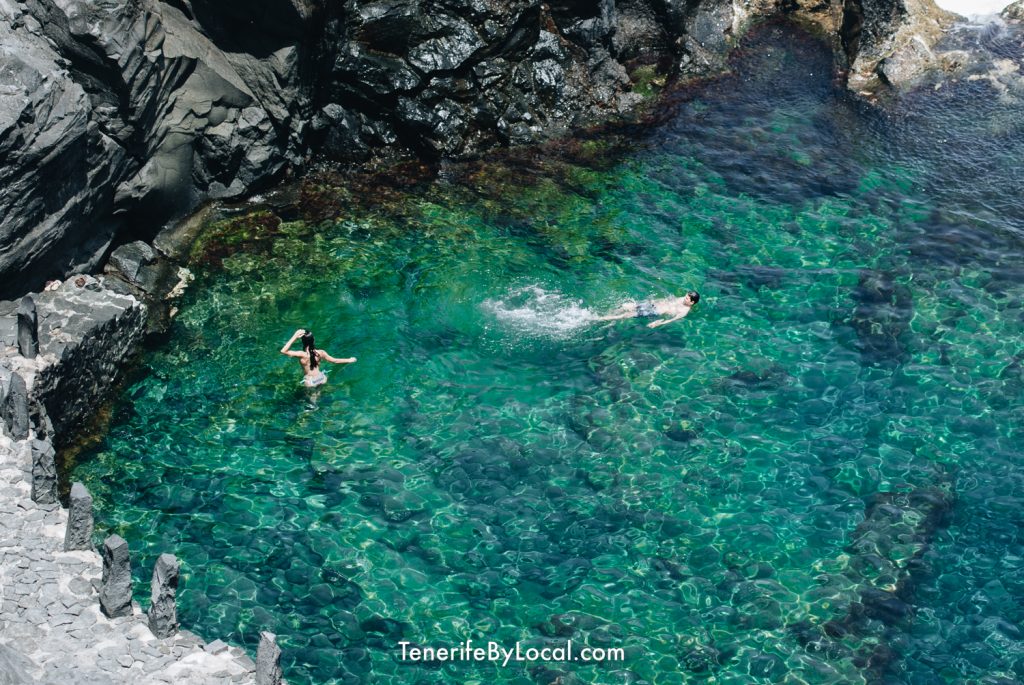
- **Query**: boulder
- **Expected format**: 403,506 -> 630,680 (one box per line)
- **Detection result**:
64,482 -> 95,551
2,372 -> 30,441
30,438 -> 57,505
99,535 -> 133,618
16,296 -> 38,359
147,553 -> 180,638
255,631 -> 283,685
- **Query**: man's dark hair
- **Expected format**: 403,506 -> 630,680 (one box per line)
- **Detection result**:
687,291 -> 700,304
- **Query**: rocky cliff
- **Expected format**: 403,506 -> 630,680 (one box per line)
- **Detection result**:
0,0 -> 957,298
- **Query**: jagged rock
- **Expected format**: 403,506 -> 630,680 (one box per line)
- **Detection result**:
1004,1 -> 1024,21
30,438 -> 57,505
255,631 -> 283,685
30,284 -> 146,440
147,553 -> 180,638
65,482 -> 95,551
16,296 -> 38,359
99,534 -> 133,618
2,372 -> 30,441
107,242 -> 157,285
0,0 -> 983,294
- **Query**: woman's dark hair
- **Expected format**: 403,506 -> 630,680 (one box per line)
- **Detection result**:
687,291 -> 700,304
301,331 -> 319,370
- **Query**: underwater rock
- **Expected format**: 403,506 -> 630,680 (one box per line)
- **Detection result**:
847,269 -> 914,366
64,482 -> 95,552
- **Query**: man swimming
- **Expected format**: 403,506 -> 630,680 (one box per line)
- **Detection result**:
595,291 -> 700,328
280,328 -> 356,387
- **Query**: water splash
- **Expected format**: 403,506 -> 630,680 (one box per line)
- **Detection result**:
482,285 -> 595,338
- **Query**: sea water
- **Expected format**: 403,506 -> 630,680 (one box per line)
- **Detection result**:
71,25 -> 1024,685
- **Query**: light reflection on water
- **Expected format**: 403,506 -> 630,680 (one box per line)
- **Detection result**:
73,24 -> 1024,685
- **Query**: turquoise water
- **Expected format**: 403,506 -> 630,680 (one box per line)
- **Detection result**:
73,25 -> 1024,685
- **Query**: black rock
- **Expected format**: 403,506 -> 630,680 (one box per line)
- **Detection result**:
16,296 -> 38,359
30,438 -> 57,505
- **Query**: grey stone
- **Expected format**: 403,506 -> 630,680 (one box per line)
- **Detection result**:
0,642 -> 37,684
107,241 -> 157,284
205,639 -> 229,655
64,482 -> 95,551
2,372 -> 30,441
147,553 -> 180,638
255,631 -> 282,685
99,534 -> 133,618
30,438 -> 57,505
16,296 -> 38,359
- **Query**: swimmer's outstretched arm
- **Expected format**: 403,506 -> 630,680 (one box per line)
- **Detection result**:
319,350 -> 357,364
280,329 -> 306,357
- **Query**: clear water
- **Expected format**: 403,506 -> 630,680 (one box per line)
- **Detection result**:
72,25 -> 1024,685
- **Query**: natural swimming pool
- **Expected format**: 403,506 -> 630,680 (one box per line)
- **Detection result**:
72,25 -> 1024,685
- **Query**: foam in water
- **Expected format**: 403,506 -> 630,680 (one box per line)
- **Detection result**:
482,285 -> 595,338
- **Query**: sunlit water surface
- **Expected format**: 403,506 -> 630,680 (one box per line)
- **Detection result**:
73,26 -> 1024,685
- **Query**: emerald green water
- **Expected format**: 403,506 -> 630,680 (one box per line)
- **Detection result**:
74,26 -> 1024,685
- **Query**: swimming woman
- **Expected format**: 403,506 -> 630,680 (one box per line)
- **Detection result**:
595,291 -> 700,328
280,329 -> 356,387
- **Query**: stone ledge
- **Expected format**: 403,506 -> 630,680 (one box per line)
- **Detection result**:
0,276 -> 271,684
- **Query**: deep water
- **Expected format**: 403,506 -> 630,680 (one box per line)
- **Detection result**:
72,25 -> 1024,685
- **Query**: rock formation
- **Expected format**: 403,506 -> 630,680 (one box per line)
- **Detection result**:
99,534 -> 133,618
1,0 -> 961,297
147,553 -> 181,638
64,481 -> 95,551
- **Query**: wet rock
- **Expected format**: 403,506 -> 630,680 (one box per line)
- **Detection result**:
1005,1 -> 1024,21
64,482 -> 95,552
148,553 -> 180,638
255,631 -> 283,685
16,297 -> 38,359
99,535 -> 133,618
30,438 -> 57,505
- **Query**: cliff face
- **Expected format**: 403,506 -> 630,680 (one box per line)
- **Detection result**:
0,0 -> 953,298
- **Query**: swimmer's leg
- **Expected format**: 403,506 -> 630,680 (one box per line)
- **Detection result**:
595,302 -> 638,321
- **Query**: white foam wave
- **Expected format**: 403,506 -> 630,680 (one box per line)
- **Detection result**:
482,285 -> 595,338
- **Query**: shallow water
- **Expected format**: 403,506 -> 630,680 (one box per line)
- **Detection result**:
73,25 -> 1024,685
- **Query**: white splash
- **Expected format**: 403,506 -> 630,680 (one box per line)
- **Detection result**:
934,0 -> 1014,17
482,285 -> 595,338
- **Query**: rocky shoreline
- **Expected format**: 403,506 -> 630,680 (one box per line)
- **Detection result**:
0,0 -> 990,299
0,270 -> 286,683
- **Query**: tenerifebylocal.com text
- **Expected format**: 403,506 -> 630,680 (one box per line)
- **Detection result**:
397,640 -> 625,667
